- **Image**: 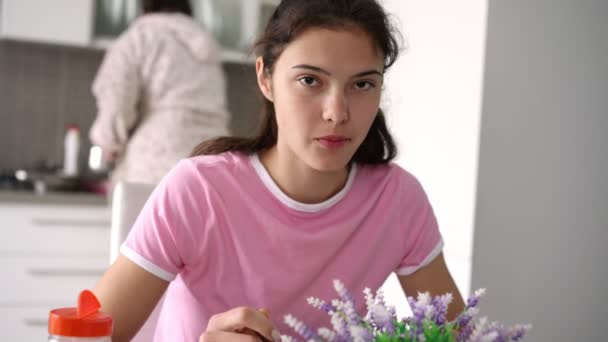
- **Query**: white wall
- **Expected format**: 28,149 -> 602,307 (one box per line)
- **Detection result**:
379,0 -> 488,318
472,0 -> 608,340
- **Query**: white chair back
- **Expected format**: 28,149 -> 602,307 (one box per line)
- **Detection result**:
110,181 -> 161,342
110,182 -> 155,263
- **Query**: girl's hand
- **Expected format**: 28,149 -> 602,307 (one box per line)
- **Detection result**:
199,307 -> 280,342
102,149 -> 119,162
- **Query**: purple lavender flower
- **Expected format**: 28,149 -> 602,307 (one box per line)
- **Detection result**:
431,293 -> 453,326
466,289 -> 486,310
385,307 -> 397,335
333,280 -> 356,308
374,286 -> 387,307
333,280 -> 362,327
479,322 -> 507,342
308,297 -> 335,314
329,307 -> 353,341
363,288 -> 375,322
467,316 -> 490,342
284,280 -> 529,342
284,314 -> 320,341
361,288 -> 395,335
369,302 -> 394,334
455,288 -> 485,340
485,323 -> 532,342
279,335 -> 297,342
458,323 -> 475,342
348,325 -> 373,342
509,324 -> 532,341
317,327 -> 337,341
408,292 -> 433,338
456,307 -> 479,342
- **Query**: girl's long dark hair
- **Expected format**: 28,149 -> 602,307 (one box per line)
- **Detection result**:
142,0 -> 192,16
192,0 -> 401,165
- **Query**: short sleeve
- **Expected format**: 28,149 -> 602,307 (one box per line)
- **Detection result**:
394,172 -> 444,276
120,159 -> 205,282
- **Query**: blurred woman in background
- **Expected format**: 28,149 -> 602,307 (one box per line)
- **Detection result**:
89,0 -> 230,186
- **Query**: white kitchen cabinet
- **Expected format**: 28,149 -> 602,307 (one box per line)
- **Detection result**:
1,203 -> 110,255
0,307 -> 53,341
0,199 -> 110,339
0,1 -> 3,38
0,0 -> 94,46
0,255 -> 106,304
0,0 -> 278,64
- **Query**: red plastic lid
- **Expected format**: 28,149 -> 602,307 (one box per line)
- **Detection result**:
66,123 -> 80,131
48,290 -> 112,337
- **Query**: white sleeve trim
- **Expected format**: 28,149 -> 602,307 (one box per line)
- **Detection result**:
395,239 -> 445,276
120,244 -> 177,282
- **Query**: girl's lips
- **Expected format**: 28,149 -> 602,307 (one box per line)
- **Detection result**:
316,136 -> 350,149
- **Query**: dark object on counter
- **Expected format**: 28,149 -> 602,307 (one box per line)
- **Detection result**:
13,169 -> 81,194
35,173 -> 82,194
2,168 -> 81,194
1,158 -> 110,195
0,169 -> 34,191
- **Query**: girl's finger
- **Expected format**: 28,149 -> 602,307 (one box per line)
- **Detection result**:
199,330 -> 260,342
206,307 -> 277,341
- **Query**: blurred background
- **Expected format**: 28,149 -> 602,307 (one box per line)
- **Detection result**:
0,0 -> 606,341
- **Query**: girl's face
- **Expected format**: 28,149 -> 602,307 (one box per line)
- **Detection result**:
257,27 -> 384,172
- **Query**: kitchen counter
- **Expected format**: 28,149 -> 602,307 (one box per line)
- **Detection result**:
0,190 -> 108,206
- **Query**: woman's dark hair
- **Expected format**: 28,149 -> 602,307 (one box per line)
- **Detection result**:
192,0 -> 401,165
142,0 -> 192,16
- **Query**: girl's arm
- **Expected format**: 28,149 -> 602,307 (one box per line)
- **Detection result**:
93,256 -> 279,342
89,30 -> 143,158
93,255 -> 169,342
397,252 -> 465,321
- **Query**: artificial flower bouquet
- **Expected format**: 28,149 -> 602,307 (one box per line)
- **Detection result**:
282,280 -> 531,342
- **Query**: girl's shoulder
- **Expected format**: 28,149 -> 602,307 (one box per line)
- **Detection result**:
187,151 -> 250,169
173,152 -> 253,182
355,162 -> 429,202
154,152 -> 253,202
357,162 -> 419,187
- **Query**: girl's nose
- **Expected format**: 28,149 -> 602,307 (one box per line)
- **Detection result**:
322,90 -> 350,124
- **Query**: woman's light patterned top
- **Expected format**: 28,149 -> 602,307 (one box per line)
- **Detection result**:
90,13 -> 230,185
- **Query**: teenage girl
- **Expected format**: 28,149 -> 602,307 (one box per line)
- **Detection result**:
93,1 -> 465,341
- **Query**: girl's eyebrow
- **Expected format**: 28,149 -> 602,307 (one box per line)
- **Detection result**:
292,64 -> 383,78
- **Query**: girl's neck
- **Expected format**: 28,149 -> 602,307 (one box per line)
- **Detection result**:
259,147 -> 349,204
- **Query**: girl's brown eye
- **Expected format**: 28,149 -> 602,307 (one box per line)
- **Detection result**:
299,76 -> 319,87
354,81 -> 375,90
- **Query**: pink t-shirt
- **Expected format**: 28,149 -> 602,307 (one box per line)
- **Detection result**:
122,152 -> 443,340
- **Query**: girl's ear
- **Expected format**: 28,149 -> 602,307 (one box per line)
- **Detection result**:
256,57 -> 274,102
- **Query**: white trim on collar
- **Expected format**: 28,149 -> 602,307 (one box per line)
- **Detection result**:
249,153 -> 357,213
